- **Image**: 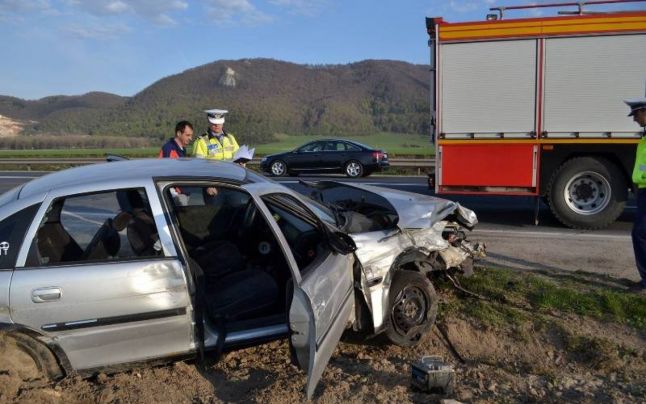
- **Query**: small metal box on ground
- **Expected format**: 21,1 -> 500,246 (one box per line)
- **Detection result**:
411,356 -> 455,394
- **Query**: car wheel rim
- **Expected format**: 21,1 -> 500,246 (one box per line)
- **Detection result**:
271,162 -> 285,176
346,162 -> 360,177
392,285 -> 427,339
563,171 -> 611,215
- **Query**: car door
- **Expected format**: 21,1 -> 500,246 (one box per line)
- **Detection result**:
321,141 -> 346,170
290,141 -> 324,172
243,183 -> 355,399
9,183 -> 194,371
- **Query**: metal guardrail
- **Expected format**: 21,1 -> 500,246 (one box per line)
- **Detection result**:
0,157 -> 436,170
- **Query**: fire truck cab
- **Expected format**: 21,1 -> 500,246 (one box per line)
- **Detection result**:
426,3 -> 646,229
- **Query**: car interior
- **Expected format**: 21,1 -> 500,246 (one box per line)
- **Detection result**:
27,188 -> 162,266
165,185 -> 328,331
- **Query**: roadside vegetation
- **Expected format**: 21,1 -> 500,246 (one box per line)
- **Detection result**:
0,132 -> 434,159
444,267 -> 646,331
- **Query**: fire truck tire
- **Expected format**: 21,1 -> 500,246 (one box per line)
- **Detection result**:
547,157 -> 626,230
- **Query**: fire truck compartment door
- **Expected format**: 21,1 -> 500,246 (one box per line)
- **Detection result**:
440,143 -> 537,188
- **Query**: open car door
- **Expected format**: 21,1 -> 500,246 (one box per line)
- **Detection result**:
289,254 -> 355,399
243,183 -> 355,399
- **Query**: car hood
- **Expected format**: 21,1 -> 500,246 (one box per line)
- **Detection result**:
299,180 -> 477,231
263,151 -> 291,160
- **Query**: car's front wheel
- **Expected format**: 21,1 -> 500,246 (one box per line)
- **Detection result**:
345,160 -> 363,178
270,160 -> 287,176
385,271 -> 437,347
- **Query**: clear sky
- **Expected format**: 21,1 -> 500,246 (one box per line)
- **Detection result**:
1,0 -> 644,99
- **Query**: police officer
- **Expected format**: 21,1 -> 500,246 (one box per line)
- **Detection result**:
193,109 -> 240,160
625,95 -> 646,293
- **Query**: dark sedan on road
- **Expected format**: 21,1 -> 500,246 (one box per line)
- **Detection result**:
259,139 -> 389,177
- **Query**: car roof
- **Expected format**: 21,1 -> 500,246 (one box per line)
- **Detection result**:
309,139 -> 371,149
18,158 -> 252,200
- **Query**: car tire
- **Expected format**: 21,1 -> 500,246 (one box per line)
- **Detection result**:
547,157 -> 626,230
384,271 -> 438,347
0,332 -> 63,384
345,160 -> 363,178
270,160 -> 288,177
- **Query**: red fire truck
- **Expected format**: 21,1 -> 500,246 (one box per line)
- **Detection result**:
425,1 -> 646,229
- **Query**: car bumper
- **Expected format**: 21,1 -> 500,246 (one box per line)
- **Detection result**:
372,161 -> 389,171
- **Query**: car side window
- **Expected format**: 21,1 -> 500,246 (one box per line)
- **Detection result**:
300,142 -> 323,153
26,188 -> 163,267
344,142 -> 361,151
323,141 -> 342,151
262,194 -> 329,273
0,204 -> 40,270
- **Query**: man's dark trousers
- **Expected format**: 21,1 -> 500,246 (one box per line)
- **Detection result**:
633,189 -> 646,286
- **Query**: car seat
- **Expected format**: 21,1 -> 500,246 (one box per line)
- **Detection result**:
127,210 -> 160,256
208,269 -> 279,322
123,190 -> 160,257
35,201 -> 82,264
81,218 -> 121,261
192,240 -> 244,280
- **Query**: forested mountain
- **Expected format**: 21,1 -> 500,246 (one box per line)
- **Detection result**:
0,59 -> 430,143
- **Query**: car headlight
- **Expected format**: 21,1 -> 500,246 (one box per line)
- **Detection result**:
260,157 -> 267,163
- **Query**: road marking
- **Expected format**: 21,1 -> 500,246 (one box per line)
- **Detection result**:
0,175 -> 39,179
473,228 -> 631,241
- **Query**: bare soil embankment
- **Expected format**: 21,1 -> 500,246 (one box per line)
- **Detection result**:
2,267 -> 645,403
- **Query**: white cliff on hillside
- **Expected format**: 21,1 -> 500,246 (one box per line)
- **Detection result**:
219,67 -> 237,87
0,114 -> 24,137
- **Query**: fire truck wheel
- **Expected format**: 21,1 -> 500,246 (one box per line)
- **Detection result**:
385,271 -> 438,347
547,157 -> 626,230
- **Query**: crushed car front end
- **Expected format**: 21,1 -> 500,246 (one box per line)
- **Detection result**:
299,181 -> 485,344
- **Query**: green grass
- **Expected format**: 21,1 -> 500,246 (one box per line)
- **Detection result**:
258,133 -> 434,156
446,268 -> 646,331
0,132 -> 434,159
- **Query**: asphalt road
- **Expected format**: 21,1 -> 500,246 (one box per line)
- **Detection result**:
0,171 -> 637,281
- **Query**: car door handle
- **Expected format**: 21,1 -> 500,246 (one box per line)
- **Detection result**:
32,287 -> 62,303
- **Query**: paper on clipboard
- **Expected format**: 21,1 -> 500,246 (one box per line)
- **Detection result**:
233,144 -> 255,163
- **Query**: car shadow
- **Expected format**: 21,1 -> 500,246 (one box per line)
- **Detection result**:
195,359 -> 274,402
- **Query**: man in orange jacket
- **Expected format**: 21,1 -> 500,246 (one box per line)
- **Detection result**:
159,121 -> 194,158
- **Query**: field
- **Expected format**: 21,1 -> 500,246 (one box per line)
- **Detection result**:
0,133 -> 434,159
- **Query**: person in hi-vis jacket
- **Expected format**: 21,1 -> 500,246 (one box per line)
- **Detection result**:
625,95 -> 646,293
193,109 -> 239,160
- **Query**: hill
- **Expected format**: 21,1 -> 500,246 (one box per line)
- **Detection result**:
0,59 -> 430,143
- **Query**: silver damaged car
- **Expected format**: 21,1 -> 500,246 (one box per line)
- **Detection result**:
0,159 -> 483,398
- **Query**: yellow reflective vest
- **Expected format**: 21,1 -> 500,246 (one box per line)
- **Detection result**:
633,135 -> 646,189
193,131 -> 240,160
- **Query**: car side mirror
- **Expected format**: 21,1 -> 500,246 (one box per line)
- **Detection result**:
328,231 -> 356,255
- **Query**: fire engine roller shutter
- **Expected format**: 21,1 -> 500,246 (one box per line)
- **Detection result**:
543,34 -> 646,136
438,40 -> 538,191
439,40 -> 536,135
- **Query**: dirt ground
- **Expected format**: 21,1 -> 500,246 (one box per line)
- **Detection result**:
2,290 -> 645,403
